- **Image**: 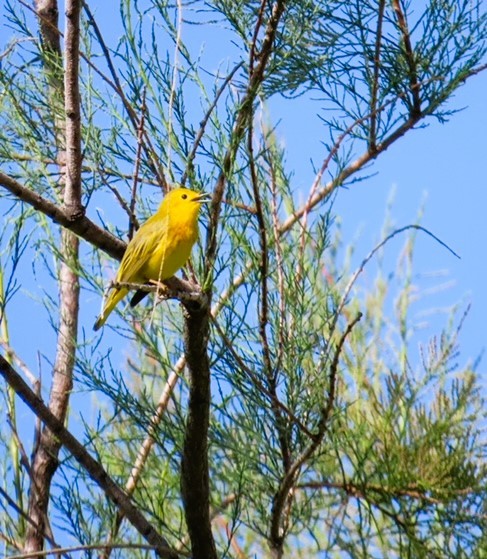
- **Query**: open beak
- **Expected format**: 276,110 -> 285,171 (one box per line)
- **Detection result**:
193,192 -> 212,203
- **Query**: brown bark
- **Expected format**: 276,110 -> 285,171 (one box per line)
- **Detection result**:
24,230 -> 79,553
180,300 -> 217,559
0,356 -> 178,559
24,0 -> 82,552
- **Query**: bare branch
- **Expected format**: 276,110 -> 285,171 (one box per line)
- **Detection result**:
24,1 -> 82,553
34,0 -> 61,58
63,0 -> 83,216
180,303 -> 217,559
128,89 -> 148,239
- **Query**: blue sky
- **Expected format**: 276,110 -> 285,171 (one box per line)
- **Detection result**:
330,69 -> 487,369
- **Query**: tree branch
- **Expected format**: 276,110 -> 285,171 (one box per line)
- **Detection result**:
278,113 -> 423,235
24,0 -> 80,553
0,356 -> 179,559
369,0 -> 386,152
34,0 -> 61,60
180,3 -> 288,558
248,110 -> 291,474
392,0 -> 421,116
205,0 -> 287,278
269,313 -> 362,557
180,300 -> 217,559
63,0 -> 83,216
0,171 -> 125,260
296,479 -> 481,506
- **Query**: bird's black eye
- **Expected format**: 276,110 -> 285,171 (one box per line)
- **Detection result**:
181,193 -> 188,199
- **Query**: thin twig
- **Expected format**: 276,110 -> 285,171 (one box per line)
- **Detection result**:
0,488 -> 64,556
128,88 -> 147,239
392,0 -> 421,115
269,313 -> 362,555
167,0 -> 183,179
296,479 -> 480,506
266,146 -> 286,367
333,224 -> 459,335
98,170 -> 139,230
113,277 -> 205,307
0,171 -> 125,260
249,0 -> 268,76
248,104 -> 291,474
6,542 -> 190,559
369,0 -> 386,152
290,80 -> 437,244
212,317 -> 314,438
82,2 -> 167,189
181,62 -> 243,186
0,341 -> 38,386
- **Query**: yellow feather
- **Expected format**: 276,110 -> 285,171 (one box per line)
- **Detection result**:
94,188 -> 209,330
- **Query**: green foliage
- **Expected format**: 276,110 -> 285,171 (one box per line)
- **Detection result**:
0,0 -> 486,557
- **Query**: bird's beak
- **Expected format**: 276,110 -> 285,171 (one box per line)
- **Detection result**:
193,192 -> 212,203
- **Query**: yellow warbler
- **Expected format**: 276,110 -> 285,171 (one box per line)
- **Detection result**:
93,187 -> 210,331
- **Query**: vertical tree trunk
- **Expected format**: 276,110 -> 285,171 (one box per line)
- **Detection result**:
180,302 -> 218,559
24,232 -> 79,551
24,0 -> 81,552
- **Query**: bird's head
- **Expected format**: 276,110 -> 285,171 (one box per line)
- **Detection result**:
161,187 -> 211,223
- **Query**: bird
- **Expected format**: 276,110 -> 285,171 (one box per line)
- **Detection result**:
93,187 -> 210,330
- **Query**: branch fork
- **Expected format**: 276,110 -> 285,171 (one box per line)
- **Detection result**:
113,276 -> 208,310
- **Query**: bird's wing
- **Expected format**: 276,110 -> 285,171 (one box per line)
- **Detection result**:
116,215 -> 168,283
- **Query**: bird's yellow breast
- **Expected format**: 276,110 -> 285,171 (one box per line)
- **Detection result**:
140,220 -> 198,281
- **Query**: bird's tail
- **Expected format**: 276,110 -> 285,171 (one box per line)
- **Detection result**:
93,287 -> 128,331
